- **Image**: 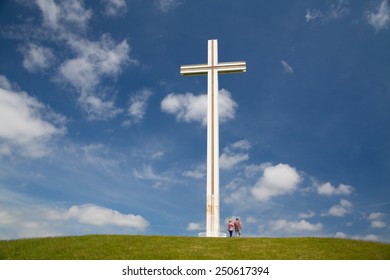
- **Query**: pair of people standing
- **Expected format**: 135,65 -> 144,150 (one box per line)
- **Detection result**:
228,218 -> 241,237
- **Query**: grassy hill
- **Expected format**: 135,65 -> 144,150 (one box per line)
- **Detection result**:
0,235 -> 389,260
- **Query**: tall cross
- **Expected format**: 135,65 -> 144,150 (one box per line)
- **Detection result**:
180,39 -> 246,237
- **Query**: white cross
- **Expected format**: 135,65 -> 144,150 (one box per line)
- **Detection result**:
180,39 -> 246,237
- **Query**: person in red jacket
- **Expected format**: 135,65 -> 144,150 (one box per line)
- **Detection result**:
234,218 -> 242,237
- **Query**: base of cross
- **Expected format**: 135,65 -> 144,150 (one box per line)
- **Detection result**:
198,232 -> 227,238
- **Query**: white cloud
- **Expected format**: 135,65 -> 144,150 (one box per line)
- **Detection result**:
35,0 -> 61,29
161,89 -> 238,126
299,211 -> 316,219
366,0 -> 390,31
269,219 -> 323,234
183,166 -> 205,179
323,199 -> 352,217
0,202 -> 149,239
220,153 -> 249,170
187,222 -> 203,231
161,92 -> 207,124
61,34 -> 133,92
335,232 -> 380,242
66,204 -> 149,228
79,95 -> 123,120
31,1 -> 138,120
220,140 -> 251,170
20,43 -> 56,73
217,89 -> 239,122
335,231 -> 348,239
124,89 -> 153,126
0,75 -> 12,90
340,199 -> 352,207
367,212 -> 386,228
35,0 -> 92,31
58,34 -> 135,119
155,0 -> 181,13
0,76 -> 66,158
317,182 -> 354,196
101,0 -> 127,16
368,212 -> 384,220
353,234 -> 380,242
250,163 -> 301,201
231,139 -> 251,150
371,220 -> 386,228
281,60 -> 293,73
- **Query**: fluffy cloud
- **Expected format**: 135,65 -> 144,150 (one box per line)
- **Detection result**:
36,0 -> 92,31
371,220 -> 386,228
78,95 -> 123,120
60,35 -> 131,93
65,204 -> 149,228
0,76 -> 65,158
368,212 -> 384,220
317,182 -> 354,196
366,0 -> 390,31
20,43 -> 56,73
161,89 -> 237,126
269,219 -> 323,234
27,1 -> 138,120
323,199 -> 352,217
0,202 -> 149,239
354,234 -> 380,242
0,75 -> 12,90
368,212 -> 386,228
183,165 -> 205,179
187,222 -> 203,231
334,231 -> 348,239
336,232 -> 380,242
58,34 -> 135,120
220,140 -> 250,170
251,163 -> 301,201
161,92 -> 207,124
299,211 -> 316,219
230,139 -> 251,150
220,153 -> 249,170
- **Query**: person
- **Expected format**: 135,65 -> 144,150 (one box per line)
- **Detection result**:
234,218 -> 242,237
227,219 -> 234,237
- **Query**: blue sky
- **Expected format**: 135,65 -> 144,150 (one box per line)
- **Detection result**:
0,0 -> 389,242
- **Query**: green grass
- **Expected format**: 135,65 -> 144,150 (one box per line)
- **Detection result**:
0,235 -> 389,260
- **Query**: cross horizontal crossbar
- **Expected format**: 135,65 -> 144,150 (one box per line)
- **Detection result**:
180,61 -> 246,76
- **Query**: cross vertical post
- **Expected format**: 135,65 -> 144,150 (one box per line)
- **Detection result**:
180,39 -> 246,237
